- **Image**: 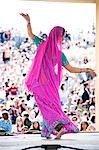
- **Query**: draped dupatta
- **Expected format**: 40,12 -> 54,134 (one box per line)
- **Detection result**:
25,26 -> 63,93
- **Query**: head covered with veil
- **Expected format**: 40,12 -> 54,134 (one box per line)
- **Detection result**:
25,26 -> 65,94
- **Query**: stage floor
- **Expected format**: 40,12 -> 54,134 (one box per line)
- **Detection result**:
0,132 -> 99,150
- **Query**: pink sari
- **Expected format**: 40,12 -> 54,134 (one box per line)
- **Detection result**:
25,26 -> 79,138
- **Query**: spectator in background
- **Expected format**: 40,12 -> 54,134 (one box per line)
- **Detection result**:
87,114 -> 96,132
88,96 -> 95,109
71,115 -> 78,127
23,113 -> 31,129
89,105 -> 95,118
8,105 -> 17,125
0,30 -> 11,43
59,83 -> 68,105
87,124 -> 96,132
0,111 -> 12,133
30,119 -> 41,131
2,47 -> 11,64
81,111 -> 89,122
19,99 -> 27,113
90,114 -> 95,124
8,83 -> 18,96
81,83 -> 90,106
80,121 -> 89,132
16,116 -> 24,133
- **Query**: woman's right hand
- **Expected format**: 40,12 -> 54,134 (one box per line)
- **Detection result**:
20,13 -> 30,23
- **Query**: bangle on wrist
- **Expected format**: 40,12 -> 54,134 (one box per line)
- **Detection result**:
27,22 -> 30,25
80,68 -> 82,73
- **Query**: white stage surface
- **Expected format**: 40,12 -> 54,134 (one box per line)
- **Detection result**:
0,132 -> 99,150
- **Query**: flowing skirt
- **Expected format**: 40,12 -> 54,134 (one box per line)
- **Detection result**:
32,80 -> 79,138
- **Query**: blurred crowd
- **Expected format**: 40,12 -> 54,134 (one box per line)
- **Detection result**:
0,26 -> 96,135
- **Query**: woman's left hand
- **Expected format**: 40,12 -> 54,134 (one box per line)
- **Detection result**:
87,68 -> 97,77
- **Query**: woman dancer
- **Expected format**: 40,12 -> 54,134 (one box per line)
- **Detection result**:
20,13 -> 96,139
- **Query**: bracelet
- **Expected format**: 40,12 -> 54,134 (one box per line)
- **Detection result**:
27,22 -> 31,25
80,68 -> 82,73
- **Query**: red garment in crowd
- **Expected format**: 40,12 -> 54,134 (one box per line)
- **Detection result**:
8,87 -> 18,95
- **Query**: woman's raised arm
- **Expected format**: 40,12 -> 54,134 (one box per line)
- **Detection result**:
20,13 -> 35,39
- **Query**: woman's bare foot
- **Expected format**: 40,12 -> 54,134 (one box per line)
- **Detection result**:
54,127 -> 64,139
